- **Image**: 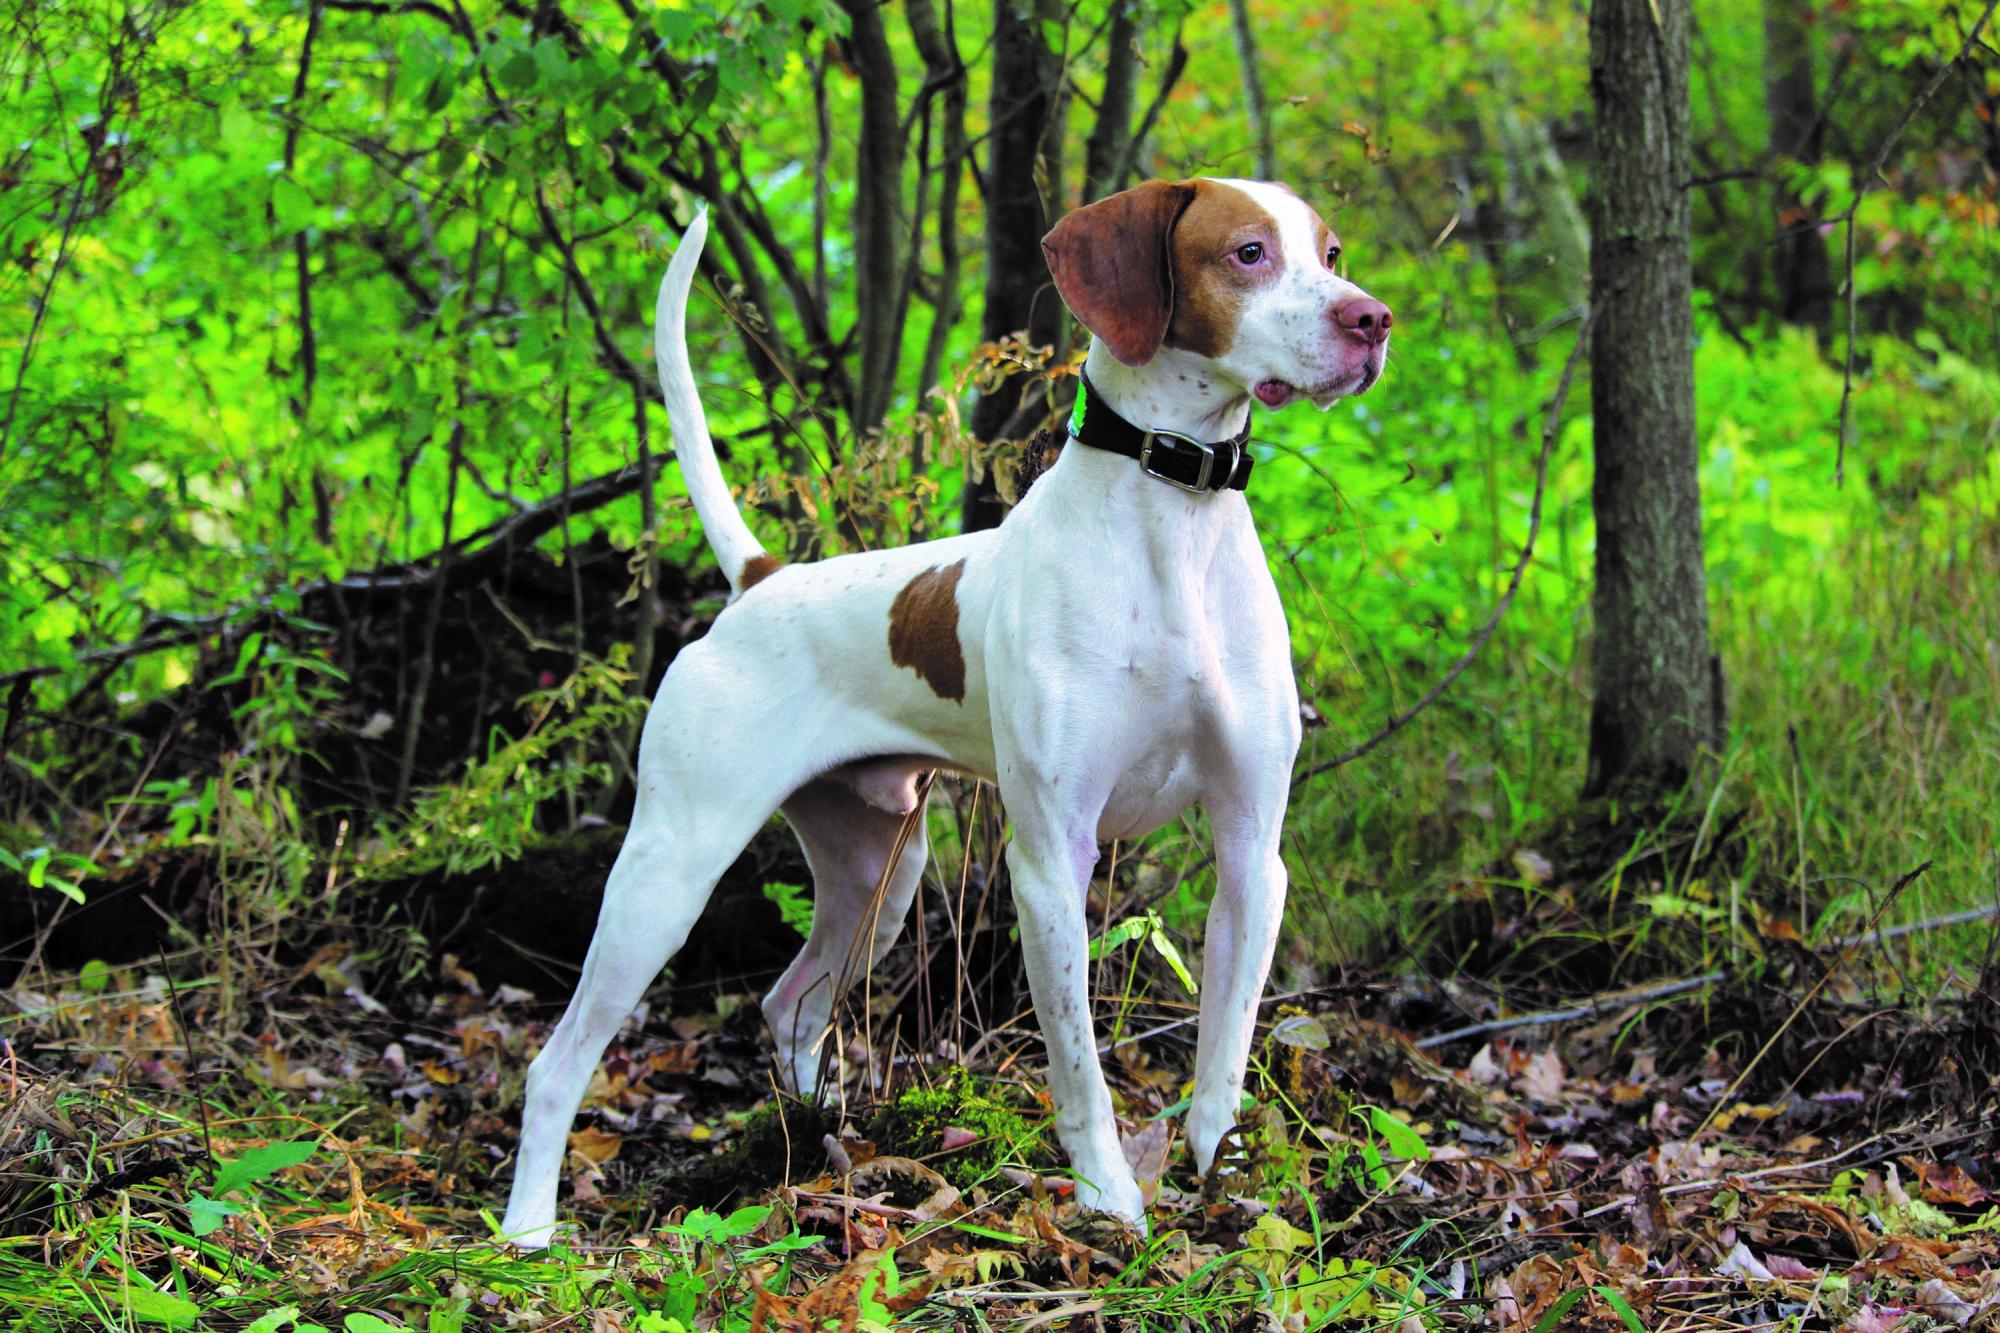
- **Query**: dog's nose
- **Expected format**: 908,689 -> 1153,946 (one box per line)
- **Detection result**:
1334,297 -> 1393,345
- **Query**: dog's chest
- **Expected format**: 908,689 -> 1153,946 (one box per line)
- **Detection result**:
1088,583 -> 1245,840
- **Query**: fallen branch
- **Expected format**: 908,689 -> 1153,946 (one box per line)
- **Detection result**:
0,448 -> 715,690
1414,894 -> 1997,1051
1414,973 -> 1721,1051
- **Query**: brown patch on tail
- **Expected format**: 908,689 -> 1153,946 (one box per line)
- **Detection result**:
888,560 -> 968,703
738,553 -> 784,591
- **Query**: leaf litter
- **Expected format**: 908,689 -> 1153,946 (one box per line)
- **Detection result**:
3,922 -> 1998,1331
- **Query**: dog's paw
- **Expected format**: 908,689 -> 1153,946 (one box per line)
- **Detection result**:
497,1214 -> 567,1252
1071,1171 -> 1150,1237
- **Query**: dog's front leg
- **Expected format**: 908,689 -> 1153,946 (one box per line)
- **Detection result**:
1004,820 -> 1149,1228
1186,794 -> 1292,1180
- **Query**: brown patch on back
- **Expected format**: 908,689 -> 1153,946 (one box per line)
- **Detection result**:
738,553 -> 784,591
888,560 -> 967,703
1165,180 -> 1283,359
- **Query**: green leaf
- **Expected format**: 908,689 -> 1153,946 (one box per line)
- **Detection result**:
244,1307 -> 302,1333
1147,928 -> 1198,995
720,1204 -> 770,1238
211,1140 -> 319,1197
531,38 -> 571,88
497,50 -> 539,92
674,1207 -> 724,1242
1594,1285 -> 1646,1333
427,1299 -> 469,1333
121,1287 -> 203,1327
742,1231 -> 826,1259
271,177 -> 314,231
422,70 -> 458,115
1365,1106 -> 1430,1161
186,1194 -> 243,1236
1088,914 -> 1152,958
344,1315 -> 404,1333
79,958 -> 110,992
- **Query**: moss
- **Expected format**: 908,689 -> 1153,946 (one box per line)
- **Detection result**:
863,1067 -> 1050,1189
661,1098 -> 839,1206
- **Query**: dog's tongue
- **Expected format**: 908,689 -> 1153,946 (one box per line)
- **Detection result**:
1253,380 -> 1294,408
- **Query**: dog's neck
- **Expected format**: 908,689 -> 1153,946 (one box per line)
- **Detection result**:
1080,340 -> 1253,444
1032,339 -> 1256,568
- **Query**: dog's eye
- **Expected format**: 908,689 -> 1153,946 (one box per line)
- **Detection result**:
1234,242 -> 1263,265
1325,246 -> 1342,268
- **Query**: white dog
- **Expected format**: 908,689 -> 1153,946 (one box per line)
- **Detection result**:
501,178 -> 1392,1245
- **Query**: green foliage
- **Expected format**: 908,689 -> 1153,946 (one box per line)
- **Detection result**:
367,653 -> 646,878
0,0 -> 1992,1027
761,880 -> 814,938
0,844 -> 96,905
1089,910 -> 1197,994
863,1068 -> 1050,1189
187,1141 -> 321,1238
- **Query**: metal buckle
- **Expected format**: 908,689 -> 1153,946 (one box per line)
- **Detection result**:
1138,430 -> 1216,492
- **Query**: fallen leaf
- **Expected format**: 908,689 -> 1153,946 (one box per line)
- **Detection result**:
567,1126 -> 623,1165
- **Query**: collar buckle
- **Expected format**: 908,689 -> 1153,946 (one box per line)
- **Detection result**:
1137,430 -> 1218,493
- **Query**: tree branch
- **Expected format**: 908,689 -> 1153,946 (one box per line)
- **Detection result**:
1833,0 -> 1998,484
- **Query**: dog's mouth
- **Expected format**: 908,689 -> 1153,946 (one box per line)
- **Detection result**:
1260,359 -> 1383,412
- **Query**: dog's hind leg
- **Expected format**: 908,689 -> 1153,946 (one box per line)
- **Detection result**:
762,776 -> 932,1097
499,651 -> 835,1249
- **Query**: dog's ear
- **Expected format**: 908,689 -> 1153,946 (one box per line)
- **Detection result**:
1042,180 -> 1197,367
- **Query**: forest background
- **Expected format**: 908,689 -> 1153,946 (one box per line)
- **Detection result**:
5,0 -> 1994,951
1,0 -> 1998,1327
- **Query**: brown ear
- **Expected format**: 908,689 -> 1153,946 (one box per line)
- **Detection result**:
1041,180 -> 1197,367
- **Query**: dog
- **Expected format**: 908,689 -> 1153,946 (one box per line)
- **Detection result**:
500,178 -> 1392,1245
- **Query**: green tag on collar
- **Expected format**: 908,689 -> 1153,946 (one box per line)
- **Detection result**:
1068,375 -> 1088,435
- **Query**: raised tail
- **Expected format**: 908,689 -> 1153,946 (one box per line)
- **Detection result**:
655,207 -> 769,593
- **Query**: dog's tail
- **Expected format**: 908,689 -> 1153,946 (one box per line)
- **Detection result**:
656,206 -> 768,593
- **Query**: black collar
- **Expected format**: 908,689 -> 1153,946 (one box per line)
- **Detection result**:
1065,370 -> 1256,493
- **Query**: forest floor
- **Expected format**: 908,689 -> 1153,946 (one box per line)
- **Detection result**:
4,893 -> 2000,1333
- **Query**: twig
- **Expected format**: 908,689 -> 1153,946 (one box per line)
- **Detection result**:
1413,895 -> 1997,1051
1691,860 -> 1931,1140
395,421 -> 462,804
284,1 -> 325,416
0,440 -> 759,689
1832,0 -> 1998,484
0,27 -> 124,462
1293,308 -> 1595,787
1414,973 -> 1722,1051
160,953 -> 218,1184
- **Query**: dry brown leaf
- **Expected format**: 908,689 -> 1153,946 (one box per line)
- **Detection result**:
566,1125 -> 623,1165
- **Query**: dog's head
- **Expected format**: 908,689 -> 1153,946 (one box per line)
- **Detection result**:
1042,178 -> 1390,408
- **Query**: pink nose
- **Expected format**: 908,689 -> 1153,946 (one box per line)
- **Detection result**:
1334,297 -> 1393,345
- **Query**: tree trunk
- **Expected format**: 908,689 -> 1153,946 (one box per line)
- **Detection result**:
838,0 -> 907,436
1225,0 -> 1276,180
1583,0 -> 1721,802
961,0 -> 1067,533
1763,0 -> 1834,328
906,0 -> 968,404
1082,2 -> 1141,202
1493,104 -> 1591,309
